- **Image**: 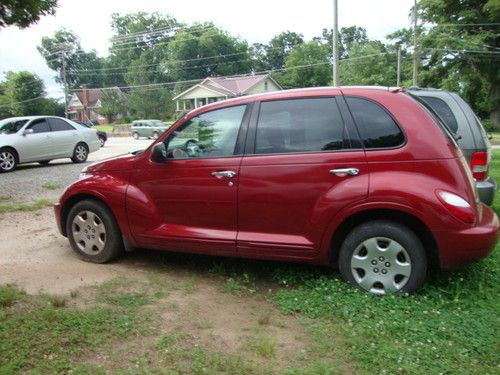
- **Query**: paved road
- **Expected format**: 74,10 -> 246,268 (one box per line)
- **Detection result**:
0,137 -> 153,204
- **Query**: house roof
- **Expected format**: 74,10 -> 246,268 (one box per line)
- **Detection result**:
173,74 -> 280,101
70,87 -> 124,109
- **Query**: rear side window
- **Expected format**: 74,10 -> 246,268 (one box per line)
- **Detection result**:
28,119 -> 50,133
420,96 -> 458,133
49,118 -> 74,131
255,98 -> 347,154
346,97 -> 404,149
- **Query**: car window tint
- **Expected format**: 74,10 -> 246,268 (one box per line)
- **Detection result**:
165,105 -> 246,158
346,97 -> 404,149
420,96 -> 459,133
28,119 -> 50,133
49,118 -> 74,131
255,98 -> 346,154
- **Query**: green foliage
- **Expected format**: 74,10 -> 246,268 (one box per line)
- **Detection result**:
0,0 -> 58,29
96,89 -> 127,122
255,31 -> 304,70
127,87 -> 174,119
0,199 -> 52,214
0,285 -> 25,308
1,71 -> 45,116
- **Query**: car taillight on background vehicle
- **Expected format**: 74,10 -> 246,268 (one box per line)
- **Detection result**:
470,151 -> 489,181
436,190 -> 476,224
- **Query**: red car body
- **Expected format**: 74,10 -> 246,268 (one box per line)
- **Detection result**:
55,87 -> 498,270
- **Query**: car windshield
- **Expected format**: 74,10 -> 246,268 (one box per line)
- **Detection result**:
0,119 -> 28,134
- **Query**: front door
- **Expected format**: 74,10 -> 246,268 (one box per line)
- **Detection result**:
128,104 -> 249,255
18,118 -> 54,162
237,97 -> 369,260
48,118 -> 78,157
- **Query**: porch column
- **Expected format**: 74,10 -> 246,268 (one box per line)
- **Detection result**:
176,100 -> 180,112
183,100 -> 186,111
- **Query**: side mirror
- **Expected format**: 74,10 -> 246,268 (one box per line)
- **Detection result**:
151,142 -> 168,163
23,128 -> 34,136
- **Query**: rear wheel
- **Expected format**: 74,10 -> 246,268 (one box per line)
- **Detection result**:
0,147 -> 17,172
338,221 -> 427,295
66,200 -> 123,263
71,143 -> 88,163
98,136 -> 106,147
133,132 -> 139,140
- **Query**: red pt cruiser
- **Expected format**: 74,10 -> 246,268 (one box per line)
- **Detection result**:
54,87 -> 499,295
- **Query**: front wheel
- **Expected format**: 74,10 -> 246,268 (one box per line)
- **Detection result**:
0,148 -> 17,172
338,221 -> 427,295
71,143 -> 88,163
66,200 -> 123,263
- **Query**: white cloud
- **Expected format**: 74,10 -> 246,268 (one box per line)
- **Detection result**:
0,0 -> 415,98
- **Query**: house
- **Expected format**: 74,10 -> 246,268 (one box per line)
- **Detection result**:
172,74 -> 281,114
67,85 -> 126,124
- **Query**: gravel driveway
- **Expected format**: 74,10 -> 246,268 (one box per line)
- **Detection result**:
0,137 -> 153,204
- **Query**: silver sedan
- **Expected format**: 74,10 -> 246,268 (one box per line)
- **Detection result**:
0,116 -> 101,172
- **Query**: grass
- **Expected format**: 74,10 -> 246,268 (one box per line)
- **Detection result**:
94,125 -> 113,132
0,199 -> 52,214
42,182 -> 61,190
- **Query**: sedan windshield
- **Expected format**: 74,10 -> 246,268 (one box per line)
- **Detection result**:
0,119 -> 28,134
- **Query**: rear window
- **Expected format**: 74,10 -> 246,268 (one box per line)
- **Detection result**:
419,96 -> 458,133
345,97 -> 404,149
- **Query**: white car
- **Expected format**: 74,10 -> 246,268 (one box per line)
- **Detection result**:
0,116 -> 101,172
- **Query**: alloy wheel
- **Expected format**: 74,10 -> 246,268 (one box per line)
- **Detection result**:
75,145 -> 87,161
0,151 -> 15,171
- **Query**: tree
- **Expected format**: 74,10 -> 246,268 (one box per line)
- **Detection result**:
321,26 -> 368,58
3,71 -> 46,116
97,89 -> 128,123
415,0 -> 499,126
260,31 -> 304,70
38,97 -> 65,116
127,88 -> 174,120
0,0 -> 57,29
165,24 -> 252,81
38,29 -> 105,90
277,41 -> 331,88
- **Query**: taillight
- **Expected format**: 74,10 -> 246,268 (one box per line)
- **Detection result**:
470,151 -> 489,181
436,190 -> 476,224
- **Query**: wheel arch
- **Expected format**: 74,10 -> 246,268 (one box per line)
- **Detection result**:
329,208 -> 440,269
0,146 -> 19,162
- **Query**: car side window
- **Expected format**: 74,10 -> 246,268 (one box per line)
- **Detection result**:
49,118 -> 75,131
255,98 -> 347,154
165,105 -> 247,159
345,97 -> 404,149
28,119 -> 50,134
419,96 -> 459,134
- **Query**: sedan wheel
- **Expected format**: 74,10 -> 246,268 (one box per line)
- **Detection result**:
72,210 -> 107,255
0,149 -> 17,172
339,221 -> 427,295
152,131 -> 159,140
71,143 -> 88,163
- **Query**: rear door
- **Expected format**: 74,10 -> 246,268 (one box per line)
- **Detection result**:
237,96 -> 368,260
48,118 -> 78,157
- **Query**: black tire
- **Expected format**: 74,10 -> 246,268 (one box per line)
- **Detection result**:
98,136 -> 106,147
66,200 -> 123,263
152,131 -> 159,140
338,220 -> 427,295
38,160 -> 51,165
0,147 -> 18,172
71,143 -> 88,163
133,132 -> 139,140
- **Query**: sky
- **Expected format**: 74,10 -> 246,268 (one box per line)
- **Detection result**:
0,0 -> 415,99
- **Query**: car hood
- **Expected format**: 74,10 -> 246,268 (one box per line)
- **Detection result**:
84,153 -> 138,173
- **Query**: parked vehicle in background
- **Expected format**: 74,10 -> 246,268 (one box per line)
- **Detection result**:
409,88 -> 495,206
131,120 -> 168,140
55,87 -> 499,295
0,116 -> 100,172
76,121 -> 108,147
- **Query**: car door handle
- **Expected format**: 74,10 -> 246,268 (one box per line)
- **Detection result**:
329,168 -> 360,176
211,170 -> 237,179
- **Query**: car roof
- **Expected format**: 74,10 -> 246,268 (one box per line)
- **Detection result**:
1,115 -> 66,121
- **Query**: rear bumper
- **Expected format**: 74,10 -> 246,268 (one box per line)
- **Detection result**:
476,176 -> 496,206
434,204 -> 499,269
54,203 -> 65,236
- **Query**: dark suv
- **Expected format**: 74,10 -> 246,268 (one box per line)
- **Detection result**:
55,87 -> 499,295
409,88 -> 495,205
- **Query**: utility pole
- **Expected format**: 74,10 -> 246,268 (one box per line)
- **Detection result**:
397,46 -> 401,87
332,0 -> 339,86
412,0 -> 418,87
60,44 -> 69,118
